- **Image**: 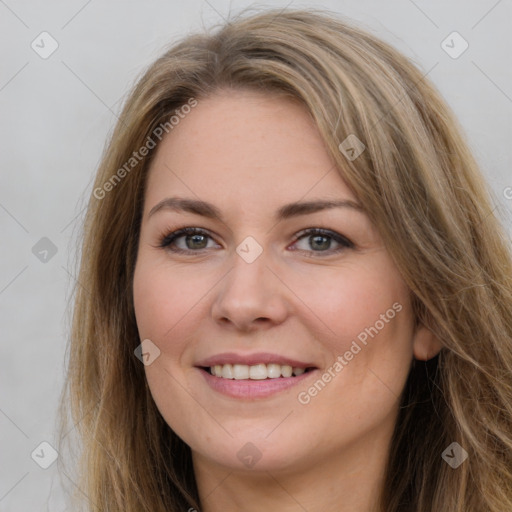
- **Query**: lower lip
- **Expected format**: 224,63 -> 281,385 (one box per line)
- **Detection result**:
198,368 -> 317,399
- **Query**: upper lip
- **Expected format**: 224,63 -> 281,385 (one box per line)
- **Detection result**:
196,352 -> 316,369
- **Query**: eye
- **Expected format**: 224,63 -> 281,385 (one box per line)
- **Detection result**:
290,228 -> 354,256
159,227 -> 220,253
158,227 -> 354,256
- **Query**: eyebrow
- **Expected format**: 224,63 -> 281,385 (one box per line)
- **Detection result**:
148,197 -> 364,222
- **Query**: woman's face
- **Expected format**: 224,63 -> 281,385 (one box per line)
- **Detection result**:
133,89 -> 438,475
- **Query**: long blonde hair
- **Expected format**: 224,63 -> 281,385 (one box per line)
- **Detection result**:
58,8 -> 512,511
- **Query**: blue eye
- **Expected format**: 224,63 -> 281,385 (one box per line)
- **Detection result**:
160,227 -> 218,252
291,228 -> 354,255
159,227 -> 354,256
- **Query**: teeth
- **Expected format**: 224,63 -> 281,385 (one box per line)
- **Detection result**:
221,364 -> 234,379
249,364 -> 267,380
233,364 -> 249,380
209,363 -> 309,379
267,363 -> 281,379
281,365 -> 293,377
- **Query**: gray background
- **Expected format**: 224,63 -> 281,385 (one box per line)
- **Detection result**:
1,0 -> 511,510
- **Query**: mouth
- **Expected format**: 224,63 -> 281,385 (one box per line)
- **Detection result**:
195,353 -> 319,399
201,363 -> 316,380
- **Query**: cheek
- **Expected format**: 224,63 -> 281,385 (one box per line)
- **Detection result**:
133,262 -> 173,340
290,259 -> 410,347
289,257 -> 414,408
132,257 -> 205,433
132,254 -> 224,376
133,255 -> 204,341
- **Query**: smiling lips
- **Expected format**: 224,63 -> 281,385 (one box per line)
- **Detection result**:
197,352 -> 315,380
196,352 -> 317,397
209,363 -> 307,379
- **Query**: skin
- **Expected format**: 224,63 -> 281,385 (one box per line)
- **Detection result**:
132,89 -> 441,512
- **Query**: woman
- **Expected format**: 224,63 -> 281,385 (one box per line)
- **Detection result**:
58,8 -> 512,512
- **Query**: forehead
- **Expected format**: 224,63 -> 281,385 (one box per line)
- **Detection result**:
143,89 -> 357,216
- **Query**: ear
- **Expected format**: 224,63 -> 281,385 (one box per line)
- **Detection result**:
412,323 -> 442,361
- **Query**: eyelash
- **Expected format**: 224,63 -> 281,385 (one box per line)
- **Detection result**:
158,227 -> 354,257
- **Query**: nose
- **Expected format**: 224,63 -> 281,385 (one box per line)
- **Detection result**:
210,248 -> 289,333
